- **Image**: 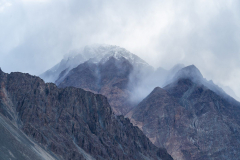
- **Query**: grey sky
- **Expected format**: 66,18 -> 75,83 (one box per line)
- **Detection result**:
1,0 -> 240,98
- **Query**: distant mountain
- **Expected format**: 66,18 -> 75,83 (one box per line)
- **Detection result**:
41,45 -> 239,117
161,63 -> 186,86
170,65 -> 240,106
56,45 -> 154,115
40,45 -> 152,84
127,65 -> 240,160
41,45 -> 187,115
171,65 -> 203,82
39,53 -> 86,83
58,57 -> 134,115
0,68 -> 173,160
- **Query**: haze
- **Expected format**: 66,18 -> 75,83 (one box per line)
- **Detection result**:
1,0 -> 240,98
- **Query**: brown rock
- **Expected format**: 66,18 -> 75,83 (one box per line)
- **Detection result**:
127,78 -> 240,160
0,69 -> 173,160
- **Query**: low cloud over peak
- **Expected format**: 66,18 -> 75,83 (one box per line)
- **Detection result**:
1,0 -> 240,98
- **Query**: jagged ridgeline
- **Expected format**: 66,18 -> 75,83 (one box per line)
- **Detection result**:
0,68 -> 173,160
41,45 -> 155,115
36,44 -> 240,160
40,45 -> 185,115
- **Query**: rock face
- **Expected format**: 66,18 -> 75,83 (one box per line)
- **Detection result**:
40,45 -> 153,115
0,69 -> 173,160
127,65 -> 240,160
58,57 -> 135,115
41,45 -> 186,116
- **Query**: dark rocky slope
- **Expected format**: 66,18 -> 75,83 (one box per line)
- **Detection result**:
56,58 -> 184,116
58,57 -> 135,115
0,68 -> 172,160
127,66 -> 240,160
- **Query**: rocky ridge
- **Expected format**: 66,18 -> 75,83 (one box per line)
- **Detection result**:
0,68 -> 173,160
58,56 -> 135,115
41,45 -> 155,115
53,46 -> 185,115
127,65 -> 240,160
40,45 -> 152,84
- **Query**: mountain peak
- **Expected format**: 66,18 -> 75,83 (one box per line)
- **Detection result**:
182,64 -> 199,71
173,64 -> 203,83
83,44 -> 151,67
40,44 -> 152,83
83,44 -> 121,59
96,45 -> 150,68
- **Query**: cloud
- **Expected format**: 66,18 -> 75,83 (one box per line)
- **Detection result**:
0,0 -> 240,98
0,0 -> 12,12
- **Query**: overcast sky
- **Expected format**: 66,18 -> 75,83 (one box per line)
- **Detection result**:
1,0 -> 240,98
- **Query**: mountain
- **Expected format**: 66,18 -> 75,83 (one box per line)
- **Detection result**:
171,65 -> 203,82
171,65 -> 240,106
39,45 -> 112,83
56,45 -> 153,115
39,53 -> 86,83
127,65 -> 240,160
40,45 -> 152,84
58,57 -> 133,115
0,68 -> 173,160
160,64 -> 185,86
41,45 -> 186,115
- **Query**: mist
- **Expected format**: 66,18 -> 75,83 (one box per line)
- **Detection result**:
128,64 -> 186,103
1,0 -> 240,98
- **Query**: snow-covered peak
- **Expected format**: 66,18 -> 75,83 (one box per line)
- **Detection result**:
80,45 -> 152,71
40,44 -> 152,83
82,44 -> 116,60
98,46 -> 149,67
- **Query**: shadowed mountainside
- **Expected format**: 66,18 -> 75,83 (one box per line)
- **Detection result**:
58,57 -> 135,115
0,68 -> 173,160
